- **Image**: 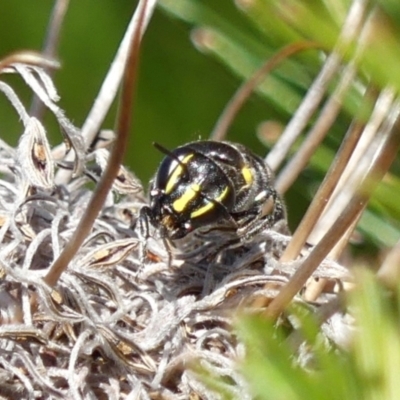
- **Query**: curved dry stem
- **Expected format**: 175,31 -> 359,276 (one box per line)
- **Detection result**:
209,41 -> 321,142
44,0 -> 148,287
265,0 -> 369,171
0,51 -> 59,72
265,102 -> 400,320
30,0 -> 70,119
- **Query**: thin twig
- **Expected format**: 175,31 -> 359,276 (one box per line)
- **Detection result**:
0,51 -> 59,72
280,88 -> 377,263
275,60 -> 357,194
309,87 -> 395,244
209,41 -> 320,142
44,0 -> 149,287
53,0 -> 158,184
30,0 -> 70,119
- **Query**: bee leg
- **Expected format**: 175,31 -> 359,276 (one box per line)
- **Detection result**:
269,189 -> 286,226
203,191 -> 287,260
238,189 -> 286,239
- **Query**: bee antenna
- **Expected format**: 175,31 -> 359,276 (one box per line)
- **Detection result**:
152,142 -> 175,159
153,142 -> 190,177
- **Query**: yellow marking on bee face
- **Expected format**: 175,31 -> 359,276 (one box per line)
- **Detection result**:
241,166 -> 253,185
172,183 -> 201,213
190,186 -> 229,218
165,153 -> 194,194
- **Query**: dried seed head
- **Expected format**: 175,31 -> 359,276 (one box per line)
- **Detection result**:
78,238 -> 139,269
17,117 -> 54,189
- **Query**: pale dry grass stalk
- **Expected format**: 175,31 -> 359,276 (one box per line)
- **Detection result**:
266,107 -> 400,318
265,0 -> 369,171
280,88 -> 373,263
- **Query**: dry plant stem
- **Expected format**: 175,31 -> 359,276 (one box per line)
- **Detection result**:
304,215 -> 360,301
265,108 -> 400,320
53,0 -> 157,185
0,51 -> 59,72
44,0 -> 146,287
281,121 -> 363,261
30,0 -> 70,119
328,88 -> 395,197
209,41 -> 320,142
328,214 -> 361,259
79,0 -> 156,146
266,0 -> 368,171
309,88 -> 395,243
275,60 -> 357,194
280,89 -> 374,262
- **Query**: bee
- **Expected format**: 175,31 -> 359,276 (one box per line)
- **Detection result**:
138,140 -> 286,259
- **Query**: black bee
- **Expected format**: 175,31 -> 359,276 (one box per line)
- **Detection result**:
138,140 -> 286,257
